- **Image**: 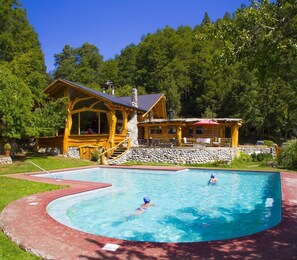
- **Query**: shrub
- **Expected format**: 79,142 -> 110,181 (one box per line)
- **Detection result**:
264,140 -> 275,147
278,139 -> 297,169
4,143 -> 11,150
212,160 -> 229,166
91,149 -> 100,162
236,152 -> 252,163
256,153 -> 264,162
251,152 -> 257,161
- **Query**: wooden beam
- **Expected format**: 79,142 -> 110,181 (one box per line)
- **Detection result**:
122,110 -> 128,136
231,123 -> 240,147
106,110 -> 117,156
62,88 -> 72,155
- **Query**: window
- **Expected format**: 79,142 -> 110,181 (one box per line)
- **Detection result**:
116,110 -> 123,134
187,128 -> 193,136
167,127 -> 176,134
71,113 -> 79,135
80,111 -> 98,134
70,111 -> 109,135
196,126 -> 203,135
149,127 -> 162,134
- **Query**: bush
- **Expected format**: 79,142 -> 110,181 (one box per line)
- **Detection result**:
256,153 -> 264,162
278,139 -> 297,169
236,152 -> 252,163
264,140 -> 275,147
91,149 -> 100,162
251,152 -> 257,161
4,143 -> 11,150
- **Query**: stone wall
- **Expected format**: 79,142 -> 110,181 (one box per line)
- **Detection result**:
37,145 -> 275,165
0,156 -> 12,164
65,147 -> 80,158
109,146 -> 275,165
239,146 -> 275,156
110,147 -> 236,165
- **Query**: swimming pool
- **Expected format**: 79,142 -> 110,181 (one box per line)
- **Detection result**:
42,168 -> 281,243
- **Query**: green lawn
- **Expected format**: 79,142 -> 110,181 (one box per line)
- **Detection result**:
0,154 -> 96,260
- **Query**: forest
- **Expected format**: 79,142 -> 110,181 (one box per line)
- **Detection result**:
0,0 -> 296,144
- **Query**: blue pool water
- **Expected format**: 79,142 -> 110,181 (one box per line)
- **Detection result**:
42,168 -> 282,243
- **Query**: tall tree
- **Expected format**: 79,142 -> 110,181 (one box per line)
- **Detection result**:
0,0 -> 66,139
0,0 -> 48,103
53,43 -> 104,90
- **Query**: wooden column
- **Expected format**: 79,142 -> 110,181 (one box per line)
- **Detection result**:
144,126 -> 149,140
177,126 -> 182,146
107,110 -> 117,156
231,123 -> 240,147
122,110 -> 128,136
62,89 -> 72,155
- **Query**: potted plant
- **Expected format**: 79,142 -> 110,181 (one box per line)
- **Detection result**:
4,143 -> 11,157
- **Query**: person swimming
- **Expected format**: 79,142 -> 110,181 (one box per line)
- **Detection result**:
208,174 -> 218,184
134,196 -> 153,215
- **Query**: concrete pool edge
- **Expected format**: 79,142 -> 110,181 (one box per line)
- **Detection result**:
0,166 -> 297,259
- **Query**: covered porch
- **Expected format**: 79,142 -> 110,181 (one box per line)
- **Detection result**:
137,118 -> 242,148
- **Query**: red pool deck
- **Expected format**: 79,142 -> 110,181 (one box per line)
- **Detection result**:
0,166 -> 297,260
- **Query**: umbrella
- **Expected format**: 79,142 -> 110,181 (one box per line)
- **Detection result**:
193,120 -> 220,126
193,120 -> 220,143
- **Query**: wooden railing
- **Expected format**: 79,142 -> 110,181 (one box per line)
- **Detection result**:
98,137 -> 131,161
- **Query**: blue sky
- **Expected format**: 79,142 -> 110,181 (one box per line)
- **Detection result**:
21,0 -> 250,72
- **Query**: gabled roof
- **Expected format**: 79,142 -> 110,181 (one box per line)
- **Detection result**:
121,93 -> 164,112
44,78 -> 164,114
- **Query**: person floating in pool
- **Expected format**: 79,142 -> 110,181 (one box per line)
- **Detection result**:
134,196 -> 153,215
208,174 -> 218,185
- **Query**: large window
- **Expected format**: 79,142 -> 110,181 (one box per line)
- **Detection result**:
70,111 -> 109,135
115,110 -> 123,134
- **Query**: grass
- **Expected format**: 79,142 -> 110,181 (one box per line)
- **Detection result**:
0,153 -> 96,175
0,153 -> 96,260
0,153 -> 295,259
0,177 -> 62,260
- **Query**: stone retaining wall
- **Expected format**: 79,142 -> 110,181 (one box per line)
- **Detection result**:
0,156 -> 12,164
110,147 -> 236,165
239,146 -> 275,156
37,145 -> 275,165
110,146 -> 275,165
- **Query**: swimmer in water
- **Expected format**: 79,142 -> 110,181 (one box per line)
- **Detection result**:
134,196 -> 153,215
208,174 -> 218,184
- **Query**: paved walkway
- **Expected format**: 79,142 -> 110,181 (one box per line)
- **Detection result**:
0,166 -> 297,260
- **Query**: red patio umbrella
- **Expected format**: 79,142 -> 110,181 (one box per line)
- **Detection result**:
193,120 -> 220,142
193,120 -> 220,126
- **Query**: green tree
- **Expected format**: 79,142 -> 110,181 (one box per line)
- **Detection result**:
0,64 -> 35,138
117,44 -> 139,86
0,0 -> 48,103
33,98 -> 67,137
211,0 -> 297,141
0,0 -> 66,140
115,84 -> 146,97
54,43 -> 104,89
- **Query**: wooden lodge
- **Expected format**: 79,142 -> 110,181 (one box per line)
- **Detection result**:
38,78 -> 242,160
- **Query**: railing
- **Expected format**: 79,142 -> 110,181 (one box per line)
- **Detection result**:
26,161 -> 59,180
98,137 -> 130,159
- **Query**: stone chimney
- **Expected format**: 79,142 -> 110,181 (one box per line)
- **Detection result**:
131,87 -> 138,107
127,87 -> 139,147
